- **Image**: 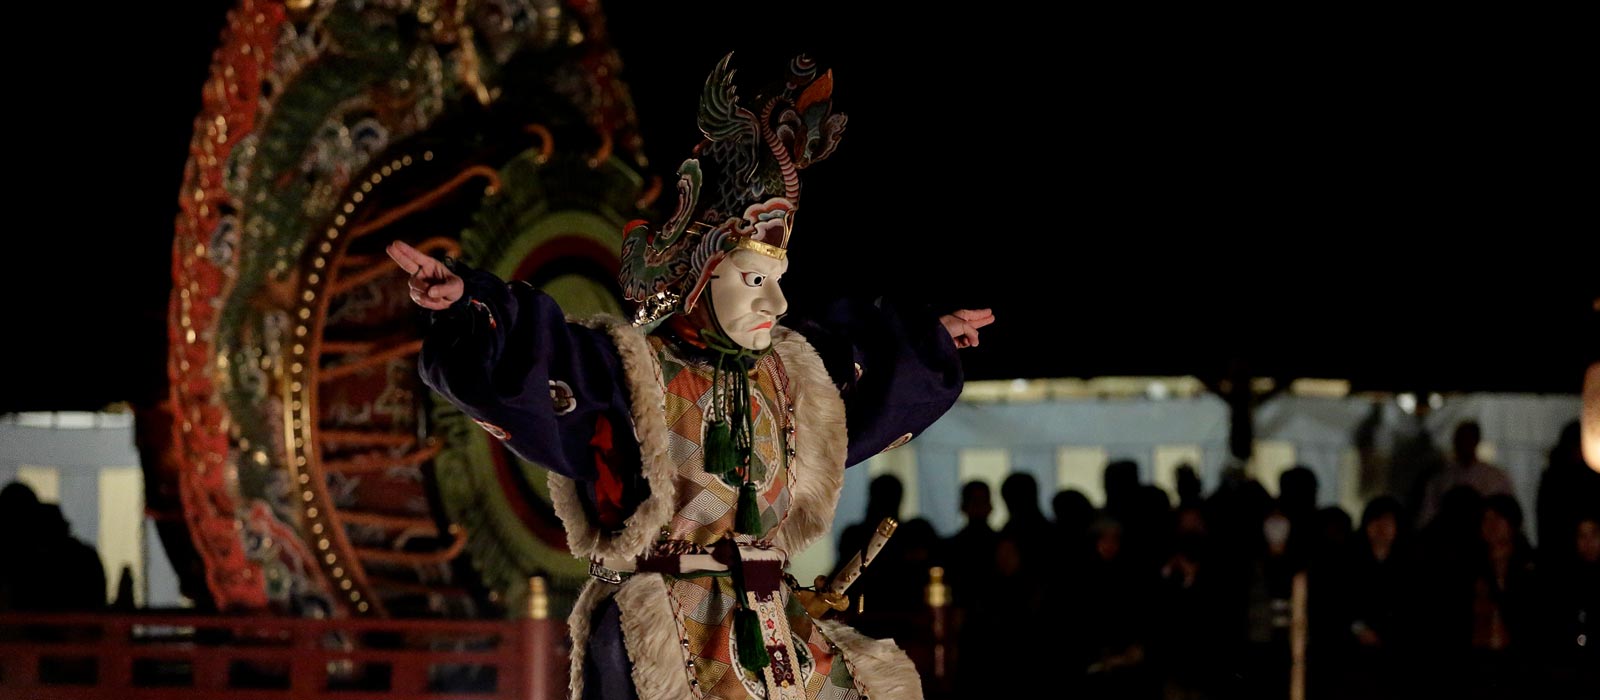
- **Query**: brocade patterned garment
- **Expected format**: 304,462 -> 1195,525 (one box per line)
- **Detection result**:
651,336 -> 861,699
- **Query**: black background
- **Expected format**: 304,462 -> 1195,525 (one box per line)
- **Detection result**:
7,2 -> 1595,412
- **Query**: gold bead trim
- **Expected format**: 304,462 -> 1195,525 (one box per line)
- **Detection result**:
282,152 -> 420,617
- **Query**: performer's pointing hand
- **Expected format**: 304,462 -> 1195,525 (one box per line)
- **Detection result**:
387,241 -> 464,310
940,308 -> 995,349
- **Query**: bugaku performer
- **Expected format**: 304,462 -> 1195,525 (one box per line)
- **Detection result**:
388,53 -> 994,700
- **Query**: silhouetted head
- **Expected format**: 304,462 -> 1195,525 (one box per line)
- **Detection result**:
899,518 -> 939,562
1480,493 -> 1524,548
1000,472 -> 1040,518
1052,489 -> 1094,534
1104,459 -> 1139,508
960,480 -> 992,525
1278,466 -> 1318,517
1361,496 -> 1405,555
1090,516 -> 1123,562
1144,483 -> 1173,508
866,474 -> 904,519
1,481 -> 40,521
1362,496 -> 1405,529
1241,479 -> 1274,521
39,503 -> 70,539
1175,464 -> 1203,504
0,481 -> 43,547
1316,506 -> 1353,551
1454,421 -> 1483,465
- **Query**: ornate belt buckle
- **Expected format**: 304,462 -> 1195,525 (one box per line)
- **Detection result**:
589,559 -> 627,584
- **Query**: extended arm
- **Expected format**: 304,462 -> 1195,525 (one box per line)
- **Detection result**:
390,241 -> 639,486
787,299 -> 993,466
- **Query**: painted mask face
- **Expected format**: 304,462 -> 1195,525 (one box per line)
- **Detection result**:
707,249 -> 788,351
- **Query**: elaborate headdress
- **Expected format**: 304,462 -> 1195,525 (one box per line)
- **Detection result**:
619,52 -> 847,326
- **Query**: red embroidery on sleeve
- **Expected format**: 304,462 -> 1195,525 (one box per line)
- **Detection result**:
590,415 -> 627,529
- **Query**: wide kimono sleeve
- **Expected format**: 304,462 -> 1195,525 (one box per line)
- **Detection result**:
418,263 -> 644,503
785,298 -> 964,467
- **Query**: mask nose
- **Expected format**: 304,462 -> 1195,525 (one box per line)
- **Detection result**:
755,282 -> 787,318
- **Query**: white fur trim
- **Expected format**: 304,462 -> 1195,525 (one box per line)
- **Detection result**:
815,619 -> 926,700
548,322 -> 847,563
578,582 -> 926,700
547,316 -> 679,561
769,328 -> 849,556
564,579 -> 619,699
615,574 -> 697,700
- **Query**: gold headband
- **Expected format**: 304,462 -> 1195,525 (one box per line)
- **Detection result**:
734,237 -> 787,260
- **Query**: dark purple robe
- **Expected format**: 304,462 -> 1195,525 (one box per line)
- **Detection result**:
420,264 -> 963,699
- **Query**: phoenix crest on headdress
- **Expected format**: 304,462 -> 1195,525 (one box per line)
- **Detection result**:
619,52 -> 847,326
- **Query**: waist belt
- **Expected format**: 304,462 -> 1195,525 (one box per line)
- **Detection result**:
588,539 -> 786,584
593,539 -> 803,695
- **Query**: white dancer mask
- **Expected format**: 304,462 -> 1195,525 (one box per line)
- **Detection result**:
707,249 -> 788,351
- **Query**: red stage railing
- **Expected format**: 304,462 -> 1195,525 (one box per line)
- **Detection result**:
0,610 -> 568,700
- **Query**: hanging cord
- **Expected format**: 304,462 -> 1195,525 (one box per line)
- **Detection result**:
698,328 -> 776,673
700,326 -> 771,537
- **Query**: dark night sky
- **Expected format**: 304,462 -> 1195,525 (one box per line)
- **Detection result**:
6,3 -> 1595,412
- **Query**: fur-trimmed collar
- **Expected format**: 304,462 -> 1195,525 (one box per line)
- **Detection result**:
548,320 -> 846,561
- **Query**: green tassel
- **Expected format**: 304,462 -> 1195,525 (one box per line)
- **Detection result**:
704,420 -> 739,480
736,481 -> 765,536
735,608 -> 771,672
